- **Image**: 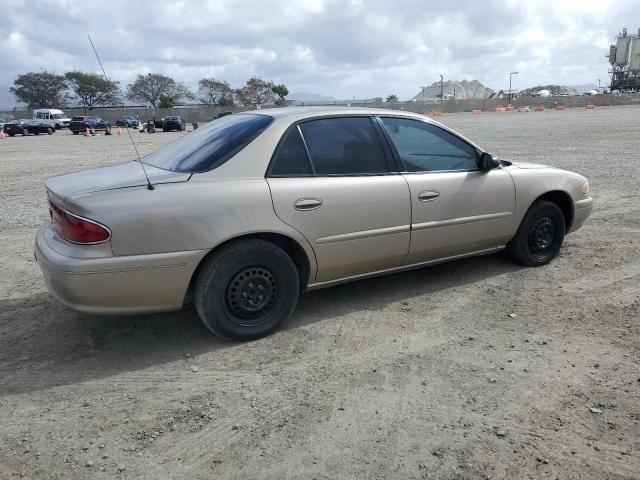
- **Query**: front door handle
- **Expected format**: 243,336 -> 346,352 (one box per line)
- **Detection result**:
294,198 -> 323,211
418,190 -> 440,202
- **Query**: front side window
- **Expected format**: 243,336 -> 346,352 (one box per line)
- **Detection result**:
379,117 -> 478,172
299,117 -> 390,175
143,113 -> 273,173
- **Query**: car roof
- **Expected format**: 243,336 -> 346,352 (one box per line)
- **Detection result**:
248,106 -> 435,124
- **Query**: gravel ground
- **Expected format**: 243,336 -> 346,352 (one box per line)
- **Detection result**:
0,106 -> 638,479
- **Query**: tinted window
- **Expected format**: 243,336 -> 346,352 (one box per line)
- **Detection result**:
269,127 -> 314,176
379,117 -> 478,172
299,117 -> 390,175
143,113 -> 273,173
72,116 -> 85,121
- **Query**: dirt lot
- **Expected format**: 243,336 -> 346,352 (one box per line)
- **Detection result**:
0,107 -> 638,480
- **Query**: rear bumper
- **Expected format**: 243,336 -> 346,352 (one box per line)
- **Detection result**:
35,224 -> 208,315
569,196 -> 593,233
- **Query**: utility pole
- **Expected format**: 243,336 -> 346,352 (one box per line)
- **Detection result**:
509,71 -> 519,104
440,75 -> 444,104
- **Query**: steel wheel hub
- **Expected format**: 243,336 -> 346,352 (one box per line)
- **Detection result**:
226,267 -> 276,322
529,217 -> 555,255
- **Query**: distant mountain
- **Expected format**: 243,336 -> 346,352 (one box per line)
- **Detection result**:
518,85 -> 580,97
287,92 -> 338,102
0,86 -> 21,111
568,83 -> 600,93
411,79 -> 494,100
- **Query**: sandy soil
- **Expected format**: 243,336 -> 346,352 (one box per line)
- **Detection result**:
0,106 -> 638,479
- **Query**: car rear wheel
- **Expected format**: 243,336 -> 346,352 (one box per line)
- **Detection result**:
195,239 -> 300,341
507,200 -> 565,267
47,128 -> 53,135
22,129 -> 29,136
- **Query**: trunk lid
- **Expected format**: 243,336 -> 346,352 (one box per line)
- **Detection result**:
45,161 -> 191,199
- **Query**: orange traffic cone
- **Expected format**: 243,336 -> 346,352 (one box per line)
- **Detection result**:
84,127 -> 91,137
117,127 -> 123,135
0,129 -> 5,140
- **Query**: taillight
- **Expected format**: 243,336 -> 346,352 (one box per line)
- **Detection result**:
48,201 -> 111,244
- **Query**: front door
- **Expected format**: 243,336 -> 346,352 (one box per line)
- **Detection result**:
377,116 -> 516,264
267,116 -> 411,283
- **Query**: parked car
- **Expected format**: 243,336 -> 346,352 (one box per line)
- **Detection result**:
4,119 -> 55,136
210,111 -> 233,121
162,115 -> 185,132
69,116 -> 111,135
33,109 -> 71,129
36,107 -> 593,341
115,116 -> 140,128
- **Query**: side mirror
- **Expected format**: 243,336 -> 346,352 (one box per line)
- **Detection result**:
479,152 -> 501,170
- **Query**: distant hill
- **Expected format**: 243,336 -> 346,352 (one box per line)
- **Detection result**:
287,92 -> 338,102
568,83 -> 599,93
518,85 -> 580,97
0,86 -> 22,111
412,79 -> 494,100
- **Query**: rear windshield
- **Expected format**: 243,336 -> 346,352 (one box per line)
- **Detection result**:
142,113 -> 273,173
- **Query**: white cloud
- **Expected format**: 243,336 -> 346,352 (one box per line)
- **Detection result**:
0,0 -> 635,100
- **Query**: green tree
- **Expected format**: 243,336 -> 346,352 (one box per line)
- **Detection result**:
10,71 -> 68,108
198,77 -> 234,106
126,73 -> 193,108
65,71 -> 120,110
235,77 -> 275,108
385,94 -> 398,103
158,94 -> 174,108
271,83 -> 289,105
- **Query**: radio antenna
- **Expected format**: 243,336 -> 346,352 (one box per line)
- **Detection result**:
88,34 -> 154,190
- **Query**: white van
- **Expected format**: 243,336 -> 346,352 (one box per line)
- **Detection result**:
33,109 -> 71,129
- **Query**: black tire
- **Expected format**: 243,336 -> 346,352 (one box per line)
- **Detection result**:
9,133 -> 15,137
73,131 -> 79,135
105,129 -> 112,136
34,131 -> 40,135
47,128 -> 53,135
22,129 -> 29,136
507,200 -> 565,267
195,239 -> 300,341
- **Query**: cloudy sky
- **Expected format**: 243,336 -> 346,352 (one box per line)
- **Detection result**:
0,0 -> 636,103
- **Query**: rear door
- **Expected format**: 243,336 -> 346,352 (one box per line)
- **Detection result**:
267,116 -> 411,284
377,116 -> 516,264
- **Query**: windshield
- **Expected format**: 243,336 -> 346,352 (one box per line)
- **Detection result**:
142,113 -> 273,173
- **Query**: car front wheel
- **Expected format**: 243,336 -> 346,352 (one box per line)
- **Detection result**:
195,239 -> 300,341
47,128 -> 53,135
507,200 -> 565,267
22,129 -> 29,136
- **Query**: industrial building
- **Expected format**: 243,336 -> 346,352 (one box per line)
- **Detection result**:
609,28 -> 640,92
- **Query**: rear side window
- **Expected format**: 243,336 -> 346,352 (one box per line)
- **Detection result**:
143,114 -> 273,173
270,127 -> 314,176
379,117 -> 478,172
72,116 -> 85,121
299,117 -> 390,175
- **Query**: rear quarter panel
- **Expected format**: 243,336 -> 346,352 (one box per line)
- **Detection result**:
70,178 -> 317,276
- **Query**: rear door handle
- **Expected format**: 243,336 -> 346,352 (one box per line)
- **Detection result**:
294,198 -> 323,211
418,190 -> 440,202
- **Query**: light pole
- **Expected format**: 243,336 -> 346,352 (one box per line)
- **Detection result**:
509,71 -> 519,104
440,74 -> 444,104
